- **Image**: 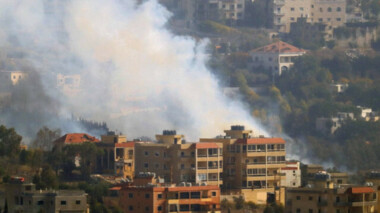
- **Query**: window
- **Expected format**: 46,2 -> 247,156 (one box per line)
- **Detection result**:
237,4 -> 242,8
300,7 -> 304,11
129,206 -> 133,211
191,192 -> 201,199
336,196 -> 340,202
336,18 -> 341,21
129,193 -> 133,198
145,193 -> 150,198
290,17 -> 295,21
155,152 -> 159,157
320,8 -> 323,12
180,192 -> 190,199
309,209 -> 313,213
180,205 -> 190,211
37,200 -> 44,205
296,196 -> 301,200
328,7 -> 332,12
269,57 -> 273,61
144,163 -> 149,168
157,194 -> 163,199
290,7 -> 294,11
76,200 -> 81,205
297,209 -> 301,213
336,210 -> 340,213
145,206 -> 149,211
309,196 -> 313,200
61,200 -> 66,205
181,164 -> 185,169
157,206 -> 162,211
319,18 -> 323,22
144,151 -> 149,156
212,191 -> 217,196
337,7 -> 341,12
155,163 -> 160,169
181,152 -> 185,157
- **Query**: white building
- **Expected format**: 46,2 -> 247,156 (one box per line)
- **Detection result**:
250,41 -> 306,75
280,161 -> 301,187
330,82 -> 348,93
271,0 -> 346,33
57,74 -> 81,96
316,112 -> 355,134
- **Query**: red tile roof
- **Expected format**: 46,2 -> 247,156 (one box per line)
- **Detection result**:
54,133 -> 100,144
348,187 -> 375,194
194,142 -> 220,149
109,187 -> 121,191
236,138 -> 285,145
251,41 -> 306,54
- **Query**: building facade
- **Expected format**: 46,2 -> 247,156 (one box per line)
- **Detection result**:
5,178 -> 88,213
250,41 -> 306,75
119,177 -> 221,213
200,125 -> 286,204
270,0 -> 346,33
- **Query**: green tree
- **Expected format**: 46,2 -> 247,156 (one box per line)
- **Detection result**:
32,126 -> 61,151
233,196 -> 245,210
0,125 -> 22,157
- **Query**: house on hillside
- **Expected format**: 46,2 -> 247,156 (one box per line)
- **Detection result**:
250,41 -> 306,75
316,112 -> 355,134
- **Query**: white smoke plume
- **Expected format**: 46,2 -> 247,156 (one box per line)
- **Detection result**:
0,0 -> 266,140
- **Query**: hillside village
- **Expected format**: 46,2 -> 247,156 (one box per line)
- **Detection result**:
1,0 -> 380,212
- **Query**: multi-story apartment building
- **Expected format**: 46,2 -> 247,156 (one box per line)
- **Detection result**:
200,125 -> 286,204
118,173 -> 221,213
218,0 -> 245,21
95,132 -> 135,180
270,0 -> 346,33
286,186 -> 378,213
134,131 -> 224,187
96,131 -> 223,187
250,41 -> 306,75
4,177 -> 88,213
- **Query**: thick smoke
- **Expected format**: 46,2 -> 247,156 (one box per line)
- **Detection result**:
0,0 -> 266,141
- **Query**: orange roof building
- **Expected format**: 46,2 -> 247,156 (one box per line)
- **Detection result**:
250,41 -> 306,75
54,133 -> 100,145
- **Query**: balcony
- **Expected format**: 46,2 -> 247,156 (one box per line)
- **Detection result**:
351,201 -> 377,207
274,11 -> 285,16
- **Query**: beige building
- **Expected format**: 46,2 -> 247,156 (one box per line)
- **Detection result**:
134,131 -> 224,187
57,74 -> 81,96
200,125 -> 286,204
95,132 -> 135,180
0,71 -> 28,91
271,0 -> 346,33
250,41 -> 306,75
286,186 -> 377,213
5,177 -> 88,213
280,161 -> 301,188
219,0 -> 245,21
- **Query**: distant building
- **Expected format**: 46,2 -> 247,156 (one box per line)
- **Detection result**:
286,186 -> 377,213
0,70 -> 28,86
118,173 -> 221,213
4,177 -> 88,213
316,112 -> 355,134
57,74 -> 81,96
357,106 -> 380,122
250,41 -> 306,75
330,82 -> 349,93
268,0 -> 346,33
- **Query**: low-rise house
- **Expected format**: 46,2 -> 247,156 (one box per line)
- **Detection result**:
5,177 -> 88,213
250,41 -> 306,75
286,186 -> 377,213
330,82 -> 349,93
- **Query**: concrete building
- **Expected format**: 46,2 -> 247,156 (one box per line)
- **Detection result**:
200,125 -> 286,204
330,82 -> 349,93
286,186 -> 377,213
270,0 -> 346,33
57,74 -> 81,96
118,173 -> 221,213
5,177 -> 88,213
95,132 -> 135,180
250,41 -> 306,75
316,112 -> 355,134
218,0 -> 245,21
134,130 -> 224,187
280,161 -> 301,188
53,133 -> 100,151
0,70 -> 28,86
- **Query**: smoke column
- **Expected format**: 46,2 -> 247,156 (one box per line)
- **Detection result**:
0,0 -> 267,140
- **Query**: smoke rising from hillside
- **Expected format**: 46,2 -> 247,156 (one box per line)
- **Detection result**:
0,0 -> 266,140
